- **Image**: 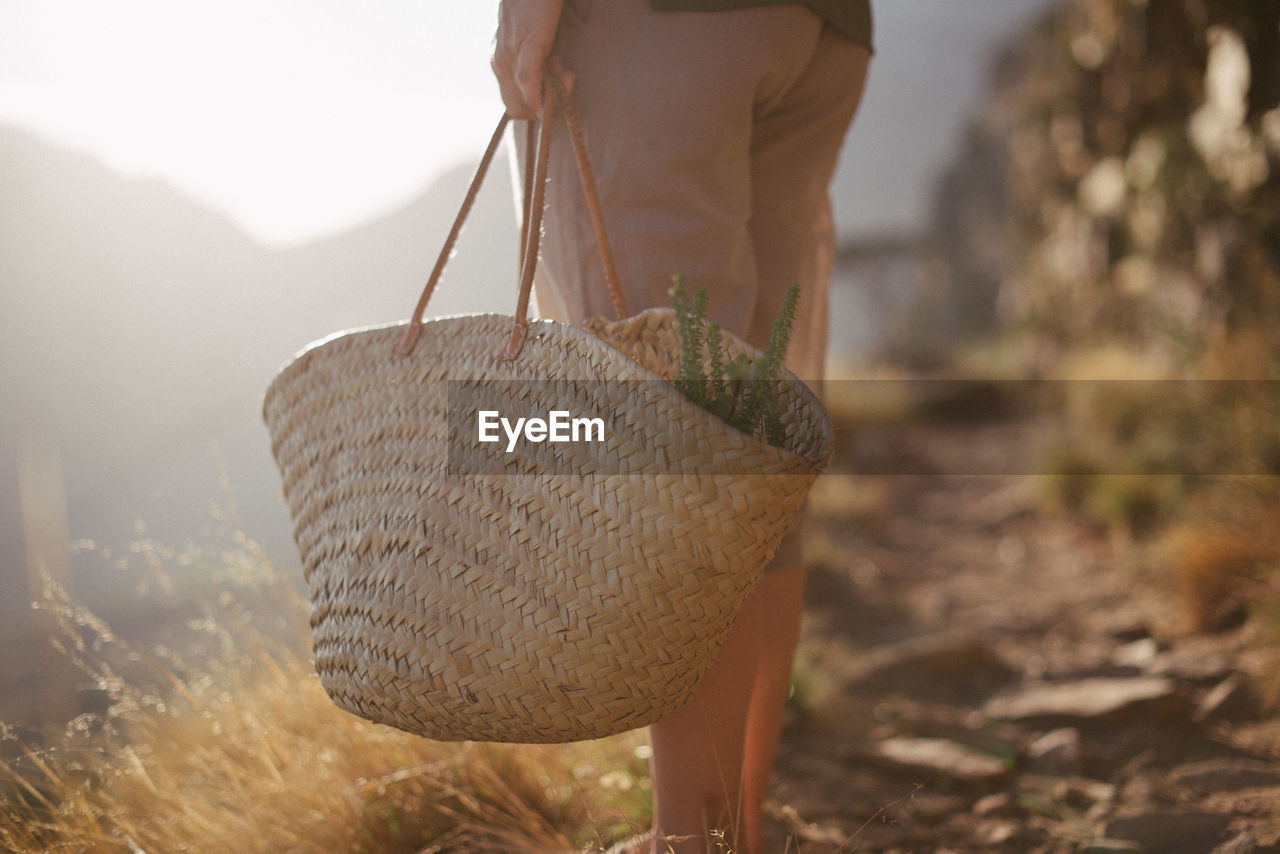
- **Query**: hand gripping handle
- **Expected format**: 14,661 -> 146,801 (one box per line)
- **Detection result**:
394,76 -> 628,360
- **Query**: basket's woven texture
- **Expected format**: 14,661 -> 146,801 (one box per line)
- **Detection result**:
263,307 -> 830,742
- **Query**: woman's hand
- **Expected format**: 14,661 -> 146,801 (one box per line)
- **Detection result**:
492,0 -> 572,119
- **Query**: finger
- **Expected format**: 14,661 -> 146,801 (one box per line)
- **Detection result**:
492,51 -> 536,120
545,56 -> 575,98
515,47 -> 545,117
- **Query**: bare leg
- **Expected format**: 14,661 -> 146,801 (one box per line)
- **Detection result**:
648,582 -> 764,853
742,565 -> 806,853
645,564 -> 804,854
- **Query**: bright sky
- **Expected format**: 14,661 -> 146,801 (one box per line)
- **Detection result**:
1,1 -> 1054,248
0,0 -> 505,247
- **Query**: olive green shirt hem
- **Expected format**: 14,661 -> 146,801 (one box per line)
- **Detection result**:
648,0 -> 873,52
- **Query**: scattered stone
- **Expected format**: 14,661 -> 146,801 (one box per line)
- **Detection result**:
1106,808 -> 1234,854
848,633 -> 1018,701
1195,674 -> 1258,723
985,677 -> 1181,723
977,820 -> 1021,845
797,822 -> 856,846
1212,832 -> 1261,854
1253,826 -> 1280,848
1117,773 -> 1157,806
1057,777 -> 1117,812
1171,758 -> 1280,794
1146,647 -> 1236,684
1017,774 -> 1116,826
1026,727 -> 1083,776
1086,798 -> 1114,823
1112,638 -> 1159,669
866,736 -> 1010,783
908,794 -> 968,825
1078,840 -> 1142,854
973,791 -> 1021,818
967,479 -> 1038,526
1117,748 -> 1159,778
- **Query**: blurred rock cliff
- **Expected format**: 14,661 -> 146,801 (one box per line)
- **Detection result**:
896,0 -> 1280,376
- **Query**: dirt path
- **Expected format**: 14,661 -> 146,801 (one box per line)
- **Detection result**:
766,408 -> 1280,853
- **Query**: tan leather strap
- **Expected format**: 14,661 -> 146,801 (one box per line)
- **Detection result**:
500,91 -> 555,361
519,118 -> 537,273
395,76 -> 627,360
394,113 -> 510,356
552,76 -> 628,322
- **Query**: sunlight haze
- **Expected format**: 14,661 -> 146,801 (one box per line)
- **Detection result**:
0,0 -> 505,247
1,1 -> 1053,247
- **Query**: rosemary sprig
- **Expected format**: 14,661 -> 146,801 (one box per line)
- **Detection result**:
667,276 -> 799,449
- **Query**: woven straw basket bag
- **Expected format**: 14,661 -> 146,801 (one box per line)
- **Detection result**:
263,84 -> 833,743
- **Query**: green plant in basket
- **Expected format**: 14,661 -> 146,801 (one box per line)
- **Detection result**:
668,274 -> 800,449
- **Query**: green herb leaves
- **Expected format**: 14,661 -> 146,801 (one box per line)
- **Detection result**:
668,275 -> 800,449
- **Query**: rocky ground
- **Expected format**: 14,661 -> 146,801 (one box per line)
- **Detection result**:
765,402 -> 1280,853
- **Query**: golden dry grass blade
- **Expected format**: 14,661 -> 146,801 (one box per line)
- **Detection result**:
1,536 -> 652,854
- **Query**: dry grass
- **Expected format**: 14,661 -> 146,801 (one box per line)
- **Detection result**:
1154,485 -> 1280,634
1164,523 -> 1275,633
0,537 -> 653,854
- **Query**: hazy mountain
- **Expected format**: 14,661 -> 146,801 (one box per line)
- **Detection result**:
0,125 -> 520,718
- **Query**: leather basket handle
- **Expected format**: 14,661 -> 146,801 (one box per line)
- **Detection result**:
394,76 -> 628,359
